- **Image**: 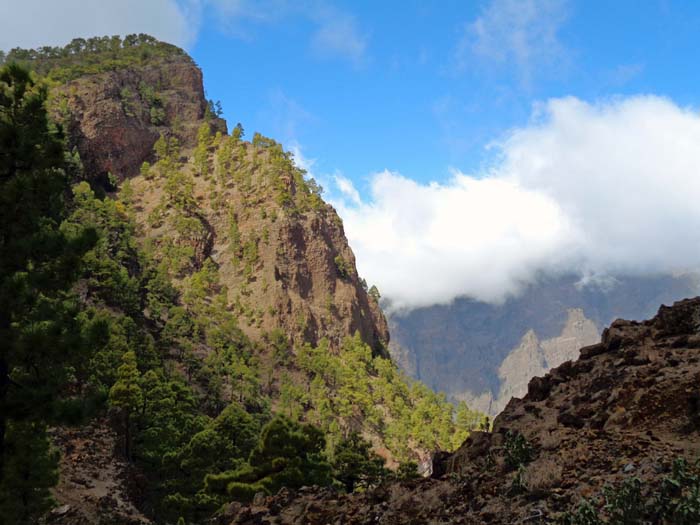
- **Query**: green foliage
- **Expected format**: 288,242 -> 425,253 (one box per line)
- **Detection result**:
652,458 -> 700,524
298,333 -> 485,462
5,34 -> 190,83
150,106 -> 166,126
0,58 -> 496,525
503,431 -> 534,470
65,182 -> 141,314
0,63 -> 95,519
194,123 -> 211,177
206,416 -> 332,502
452,401 -> 489,449
562,459 -> 700,524
334,255 -> 352,279
136,81 -> 167,125
141,160 -> 152,179
163,405 -> 260,521
205,99 -> 223,119
603,477 -> 643,524
394,461 -> 420,481
154,133 -> 180,163
0,421 -> 59,523
120,86 -> 136,117
109,351 -> 143,458
561,498 -> 601,525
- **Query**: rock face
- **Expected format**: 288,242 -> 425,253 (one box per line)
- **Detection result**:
389,274 -> 699,415
494,308 -> 599,414
127,148 -> 389,354
51,56 -> 388,354
52,55 -> 226,183
225,297 -> 700,524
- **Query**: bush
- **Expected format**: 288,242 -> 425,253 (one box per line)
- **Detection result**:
561,459 -> 700,525
334,255 -> 352,279
503,431 -> 534,470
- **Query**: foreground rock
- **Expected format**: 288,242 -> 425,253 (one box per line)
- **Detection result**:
227,297 -> 700,524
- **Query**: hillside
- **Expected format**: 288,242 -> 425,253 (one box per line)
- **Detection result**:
389,273 -> 700,415
0,37 -> 484,525
225,297 -> 700,524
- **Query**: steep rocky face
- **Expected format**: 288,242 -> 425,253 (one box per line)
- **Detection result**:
49,57 -> 388,354
224,297 -> 700,524
50,56 -> 226,183
389,274 -> 699,415
129,156 -> 390,353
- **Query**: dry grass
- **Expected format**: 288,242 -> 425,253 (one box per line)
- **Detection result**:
524,458 -> 563,491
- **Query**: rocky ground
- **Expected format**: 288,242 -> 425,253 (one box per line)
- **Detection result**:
222,297 -> 700,524
43,418 -> 150,525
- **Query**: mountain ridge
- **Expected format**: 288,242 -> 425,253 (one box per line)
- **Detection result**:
389,273 -> 700,415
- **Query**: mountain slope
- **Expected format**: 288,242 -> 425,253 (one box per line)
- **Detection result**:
0,37 -> 483,524
225,296 -> 700,524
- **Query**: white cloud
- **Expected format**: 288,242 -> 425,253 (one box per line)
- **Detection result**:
456,0 -> 569,86
289,142 -> 316,174
309,6 -> 368,66
0,0 -> 196,51
203,0 -> 289,39
334,174 -> 361,206
336,95 -> 700,311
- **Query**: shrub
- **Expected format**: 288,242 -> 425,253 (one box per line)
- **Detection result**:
334,255 -> 352,279
503,431 -> 534,470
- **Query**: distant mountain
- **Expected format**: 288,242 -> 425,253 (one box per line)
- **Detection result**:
388,273 -> 700,415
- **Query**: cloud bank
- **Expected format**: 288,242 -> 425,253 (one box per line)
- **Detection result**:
334,95 -> 700,310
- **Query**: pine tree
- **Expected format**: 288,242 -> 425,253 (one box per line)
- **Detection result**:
331,432 -> 387,492
109,351 -> 143,459
0,63 -> 94,520
0,420 -> 59,523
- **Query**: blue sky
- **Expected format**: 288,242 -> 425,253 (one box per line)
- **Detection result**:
5,0 -> 700,308
182,1 -> 700,194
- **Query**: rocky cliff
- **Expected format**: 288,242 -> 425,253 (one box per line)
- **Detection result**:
45,45 -> 388,354
224,297 -> 700,524
51,54 -> 226,185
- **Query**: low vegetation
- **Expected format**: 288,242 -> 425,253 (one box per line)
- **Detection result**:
562,458 -> 700,524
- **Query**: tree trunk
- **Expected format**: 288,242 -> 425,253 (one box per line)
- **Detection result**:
0,356 -> 8,476
124,411 -> 131,461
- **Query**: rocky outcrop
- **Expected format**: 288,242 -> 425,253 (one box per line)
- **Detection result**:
51,55 -> 226,183
49,54 -> 388,354
226,297 -> 700,523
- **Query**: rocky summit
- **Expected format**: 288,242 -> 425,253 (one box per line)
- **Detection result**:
222,297 -> 700,524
